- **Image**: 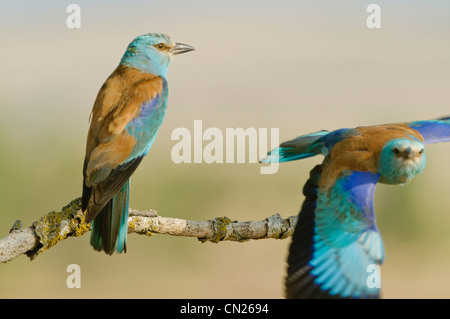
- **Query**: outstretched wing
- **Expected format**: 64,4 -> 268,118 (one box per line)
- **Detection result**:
261,128 -> 360,163
286,165 -> 384,299
82,66 -> 168,222
406,117 -> 450,144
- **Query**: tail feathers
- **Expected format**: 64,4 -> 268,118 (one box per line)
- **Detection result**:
90,180 -> 130,255
261,130 -> 328,163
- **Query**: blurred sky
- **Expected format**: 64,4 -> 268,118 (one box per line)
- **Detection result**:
0,0 -> 449,299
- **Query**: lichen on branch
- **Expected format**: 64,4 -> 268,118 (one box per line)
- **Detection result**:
0,197 -> 297,264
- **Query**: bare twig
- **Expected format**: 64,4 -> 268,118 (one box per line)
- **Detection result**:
0,197 -> 297,264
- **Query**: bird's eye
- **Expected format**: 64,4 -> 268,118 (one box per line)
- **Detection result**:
393,148 -> 400,155
419,149 -> 424,155
154,43 -> 167,50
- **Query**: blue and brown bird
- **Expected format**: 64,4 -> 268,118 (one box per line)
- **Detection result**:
262,117 -> 450,298
82,33 -> 194,255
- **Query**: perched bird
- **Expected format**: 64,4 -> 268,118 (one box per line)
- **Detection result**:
262,117 -> 450,298
82,33 -> 194,255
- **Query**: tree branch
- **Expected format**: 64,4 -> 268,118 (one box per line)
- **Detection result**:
0,197 -> 297,264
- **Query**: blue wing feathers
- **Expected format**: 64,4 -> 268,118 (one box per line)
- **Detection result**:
262,128 -> 361,163
261,131 -> 328,163
317,128 -> 360,153
408,118 -> 450,144
126,79 -> 168,160
286,165 -> 384,299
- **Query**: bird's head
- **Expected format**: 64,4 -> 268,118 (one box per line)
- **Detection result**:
378,138 -> 427,185
120,33 -> 194,77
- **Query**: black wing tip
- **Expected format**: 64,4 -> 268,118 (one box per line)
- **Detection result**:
285,267 -> 343,299
285,267 -> 380,299
82,155 -> 145,223
81,182 -> 91,212
437,115 -> 450,121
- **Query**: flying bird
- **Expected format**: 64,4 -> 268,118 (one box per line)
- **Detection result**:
82,33 -> 194,255
261,117 -> 450,298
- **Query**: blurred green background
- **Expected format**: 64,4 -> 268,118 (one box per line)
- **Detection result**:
0,0 -> 449,298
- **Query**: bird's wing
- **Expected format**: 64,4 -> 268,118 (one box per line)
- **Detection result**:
260,131 -> 328,163
406,117 -> 450,144
82,66 -> 168,222
286,165 -> 384,299
261,128 -> 360,163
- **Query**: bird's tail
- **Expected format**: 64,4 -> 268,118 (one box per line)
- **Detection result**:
260,130 -> 328,163
90,179 -> 129,255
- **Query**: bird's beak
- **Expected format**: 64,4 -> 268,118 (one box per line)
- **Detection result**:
401,148 -> 416,160
170,43 -> 195,55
